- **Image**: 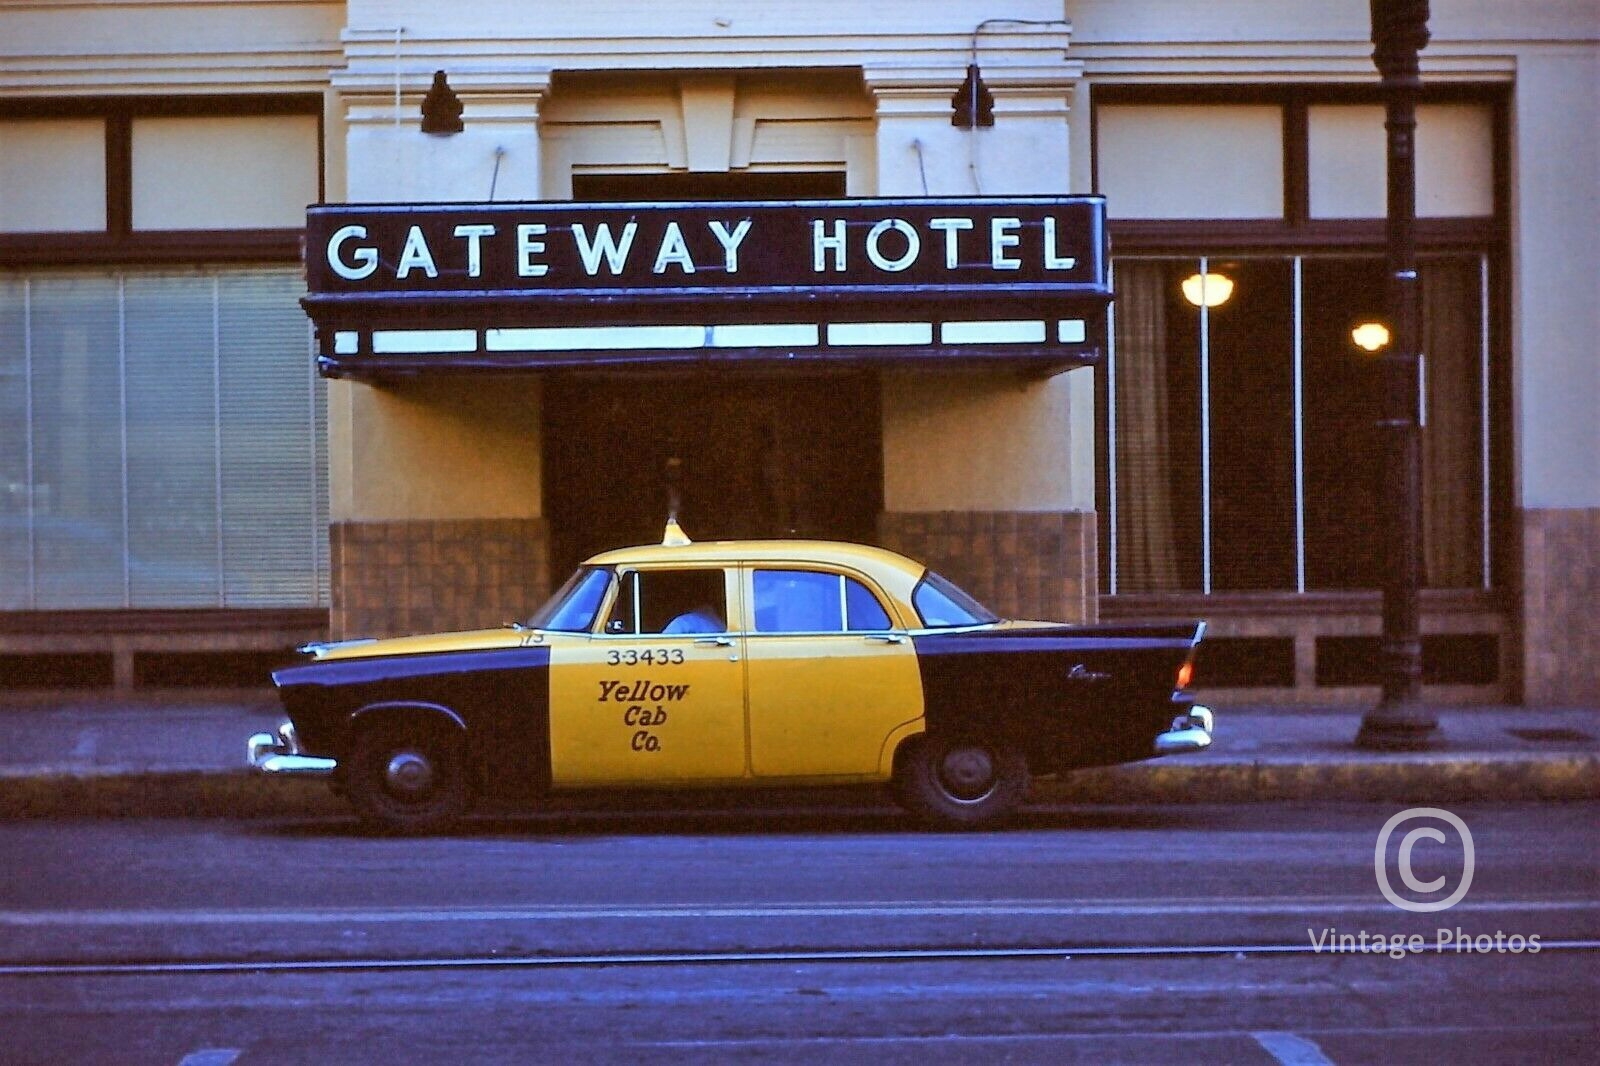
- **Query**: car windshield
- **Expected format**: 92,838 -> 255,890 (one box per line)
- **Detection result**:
526,566 -> 613,632
912,570 -> 1000,628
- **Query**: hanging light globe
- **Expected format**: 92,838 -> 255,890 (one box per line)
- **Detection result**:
1351,321 -> 1392,352
1180,272 -> 1234,308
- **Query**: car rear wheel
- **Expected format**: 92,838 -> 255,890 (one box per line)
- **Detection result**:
347,722 -> 467,834
893,734 -> 1029,828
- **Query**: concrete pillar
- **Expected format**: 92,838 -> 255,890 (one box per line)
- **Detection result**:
1511,51 -> 1600,703
866,68 -> 1097,623
328,81 -> 552,637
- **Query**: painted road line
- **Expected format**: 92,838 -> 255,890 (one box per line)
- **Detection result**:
1252,1031 -> 1337,1066
641,1023 -> 1594,1052
177,1052 -> 240,1066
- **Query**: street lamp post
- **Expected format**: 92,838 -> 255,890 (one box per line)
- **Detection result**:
1358,0 -> 1439,749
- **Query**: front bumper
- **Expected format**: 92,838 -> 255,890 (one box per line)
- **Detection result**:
247,721 -> 338,777
1153,705 -> 1214,756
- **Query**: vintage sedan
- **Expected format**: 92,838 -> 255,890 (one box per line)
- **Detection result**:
250,533 -> 1211,832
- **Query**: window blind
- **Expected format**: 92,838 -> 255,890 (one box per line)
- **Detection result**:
0,266 -> 327,610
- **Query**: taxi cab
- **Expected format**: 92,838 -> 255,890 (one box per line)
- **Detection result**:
250,526 -> 1211,832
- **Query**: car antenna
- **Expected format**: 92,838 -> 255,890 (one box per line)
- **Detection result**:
662,455 -> 692,545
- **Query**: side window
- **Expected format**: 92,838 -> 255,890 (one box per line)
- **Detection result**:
605,569 -> 727,636
845,578 -> 893,630
752,570 -> 893,634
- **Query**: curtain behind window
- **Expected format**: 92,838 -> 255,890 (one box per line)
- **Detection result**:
1101,253 -> 1489,596
1113,260 -> 1182,592
1421,257 -> 1483,589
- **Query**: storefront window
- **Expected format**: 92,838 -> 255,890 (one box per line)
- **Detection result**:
1301,257 -> 1387,590
0,266 -> 328,609
1099,254 -> 1489,596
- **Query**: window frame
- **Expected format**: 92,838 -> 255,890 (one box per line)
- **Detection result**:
1099,251 -> 1497,597
744,565 -> 902,637
597,565 -> 736,638
1090,82 -> 1512,601
0,94 -> 323,269
1090,83 -> 1508,249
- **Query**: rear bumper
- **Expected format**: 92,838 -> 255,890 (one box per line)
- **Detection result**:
247,721 -> 338,777
1153,705 -> 1214,756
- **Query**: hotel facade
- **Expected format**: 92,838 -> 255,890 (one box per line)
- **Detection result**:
1,1 -> 1595,705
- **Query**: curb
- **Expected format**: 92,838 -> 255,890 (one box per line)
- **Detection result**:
2,753 -> 1596,820
0,770 -> 346,820
1035,752 -> 1600,805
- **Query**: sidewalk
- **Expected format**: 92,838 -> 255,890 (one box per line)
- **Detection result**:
0,694 -> 1595,818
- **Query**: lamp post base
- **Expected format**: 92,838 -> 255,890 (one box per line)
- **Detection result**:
1356,701 -> 1441,750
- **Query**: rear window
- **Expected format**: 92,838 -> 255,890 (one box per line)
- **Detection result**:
912,571 -> 999,628
751,570 -> 894,633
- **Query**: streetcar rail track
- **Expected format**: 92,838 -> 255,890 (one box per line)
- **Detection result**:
5,938 -> 1599,977
1,895 -> 1592,926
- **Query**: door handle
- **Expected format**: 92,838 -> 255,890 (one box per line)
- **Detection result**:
865,633 -> 906,644
694,636 -> 736,647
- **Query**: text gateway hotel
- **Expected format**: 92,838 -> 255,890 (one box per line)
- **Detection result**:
321,210 -> 1084,282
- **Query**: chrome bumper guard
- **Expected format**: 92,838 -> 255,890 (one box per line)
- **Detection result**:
248,721 -> 338,777
1153,705 -> 1214,756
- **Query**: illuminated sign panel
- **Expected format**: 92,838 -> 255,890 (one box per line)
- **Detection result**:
301,197 -> 1109,377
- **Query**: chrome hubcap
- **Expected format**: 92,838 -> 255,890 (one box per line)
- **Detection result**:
939,746 -> 996,801
385,751 -> 435,796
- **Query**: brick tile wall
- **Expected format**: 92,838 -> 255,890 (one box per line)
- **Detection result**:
331,518 -> 550,639
1520,507 -> 1600,704
877,510 -> 1097,624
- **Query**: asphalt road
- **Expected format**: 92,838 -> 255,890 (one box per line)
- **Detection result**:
1,802 -> 1595,1064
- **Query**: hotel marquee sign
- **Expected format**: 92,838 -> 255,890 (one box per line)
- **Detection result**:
301,197 -> 1110,377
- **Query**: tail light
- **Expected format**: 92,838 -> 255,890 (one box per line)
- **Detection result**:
1175,660 -> 1195,691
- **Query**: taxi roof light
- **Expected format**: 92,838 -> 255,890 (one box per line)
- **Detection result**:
662,517 -> 692,546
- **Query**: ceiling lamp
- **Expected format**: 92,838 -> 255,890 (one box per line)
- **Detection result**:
1180,272 -> 1234,309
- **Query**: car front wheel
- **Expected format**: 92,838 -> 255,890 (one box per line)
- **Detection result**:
347,722 -> 467,834
893,734 -> 1029,828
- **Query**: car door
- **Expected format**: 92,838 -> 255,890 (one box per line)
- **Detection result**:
743,566 -> 924,778
548,565 -> 747,785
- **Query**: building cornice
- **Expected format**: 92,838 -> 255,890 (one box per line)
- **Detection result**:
0,52 -> 341,96
1070,41 -> 1520,82
331,28 -> 1076,96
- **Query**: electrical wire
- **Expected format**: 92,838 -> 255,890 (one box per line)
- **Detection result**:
964,17 -> 1072,192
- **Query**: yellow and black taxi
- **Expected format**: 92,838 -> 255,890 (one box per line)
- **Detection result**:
250,529 -> 1211,832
